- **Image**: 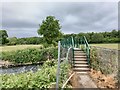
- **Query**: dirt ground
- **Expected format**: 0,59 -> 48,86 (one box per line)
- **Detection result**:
89,69 -> 118,89
68,69 -> 118,89
68,70 -> 97,88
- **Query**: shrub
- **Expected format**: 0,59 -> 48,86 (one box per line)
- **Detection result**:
1,47 -> 58,64
1,60 -> 70,89
90,48 -> 100,70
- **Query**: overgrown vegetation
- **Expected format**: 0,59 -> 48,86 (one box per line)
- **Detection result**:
90,48 -> 100,70
1,47 -> 58,63
1,60 -> 70,89
90,48 -> 114,75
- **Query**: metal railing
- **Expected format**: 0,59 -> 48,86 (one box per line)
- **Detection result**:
81,36 -> 90,64
56,36 -> 90,88
61,36 -> 90,64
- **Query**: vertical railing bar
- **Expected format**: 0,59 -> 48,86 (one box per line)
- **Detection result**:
56,41 -> 61,89
83,36 -> 90,65
72,48 -> 74,67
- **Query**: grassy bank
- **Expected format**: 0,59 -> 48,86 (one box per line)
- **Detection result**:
0,45 -> 42,52
90,43 -> 118,49
1,47 -> 58,64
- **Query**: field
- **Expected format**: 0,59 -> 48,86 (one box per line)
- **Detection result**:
0,45 -> 42,52
90,43 -> 118,49
0,43 -> 118,53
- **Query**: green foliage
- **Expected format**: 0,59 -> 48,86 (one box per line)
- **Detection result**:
1,60 -> 70,89
90,48 -> 100,70
1,47 -> 58,63
37,16 -> 62,45
6,37 -> 44,45
63,30 -> 120,43
90,48 -> 114,75
0,30 -> 9,45
111,29 -> 118,38
91,33 -> 104,43
59,61 -> 70,87
8,37 -> 17,45
3,29 -> 119,46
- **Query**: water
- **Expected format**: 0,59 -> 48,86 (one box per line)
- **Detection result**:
0,65 -> 41,74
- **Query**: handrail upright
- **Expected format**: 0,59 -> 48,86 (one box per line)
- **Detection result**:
83,36 -> 90,65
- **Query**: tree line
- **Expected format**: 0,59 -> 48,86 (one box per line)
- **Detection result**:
63,30 -> 120,43
0,16 -> 119,45
0,35 -> 44,45
0,29 -> 119,45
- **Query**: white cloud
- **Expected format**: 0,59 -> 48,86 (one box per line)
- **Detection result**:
1,2 -> 118,37
63,15 -> 79,25
1,0 -> 119,2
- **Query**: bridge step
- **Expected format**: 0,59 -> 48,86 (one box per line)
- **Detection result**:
73,49 -> 90,74
76,72 -> 89,74
73,68 -> 90,71
74,53 -> 86,56
74,58 -> 87,61
74,64 -> 89,67
74,56 -> 87,58
74,61 -> 88,64
74,48 -> 82,50
74,51 -> 84,53
74,51 -> 86,55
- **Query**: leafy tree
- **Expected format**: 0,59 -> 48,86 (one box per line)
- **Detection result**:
0,30 -> 9,45
8,37 -> 17,45
37,16 -> 62,46
111,30 -> 118,38
91,33 -> 104,43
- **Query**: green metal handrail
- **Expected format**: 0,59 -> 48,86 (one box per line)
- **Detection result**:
61,36 -> 90,65
82,36 -> 90,65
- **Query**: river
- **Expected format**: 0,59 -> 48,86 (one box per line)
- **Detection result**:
0,65 -> 41,74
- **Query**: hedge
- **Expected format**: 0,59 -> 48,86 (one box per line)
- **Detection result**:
1,47 -> 58,63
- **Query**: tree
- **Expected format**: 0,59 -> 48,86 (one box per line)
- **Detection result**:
0,30 -> 9,45
37,16 -> 62,45
91,33 -> 104,43
111,30 -> 118,38
8,37 -> 17,45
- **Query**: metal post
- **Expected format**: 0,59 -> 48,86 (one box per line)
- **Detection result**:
72,37 -> 74,48
56,41 -> 61,89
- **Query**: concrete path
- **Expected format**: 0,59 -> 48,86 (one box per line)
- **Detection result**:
79,74 -> 98,88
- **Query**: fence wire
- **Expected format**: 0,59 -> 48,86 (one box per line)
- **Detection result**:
56,41 -> 73,89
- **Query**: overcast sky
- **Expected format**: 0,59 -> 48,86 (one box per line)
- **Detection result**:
1,1 -> 118,38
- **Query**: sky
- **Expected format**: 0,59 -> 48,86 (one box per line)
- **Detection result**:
0,0 -> 119,38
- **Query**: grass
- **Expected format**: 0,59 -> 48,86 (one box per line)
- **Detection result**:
0,43 -> 119,53
90,43 -> 119,49
0,45 -> 42,52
